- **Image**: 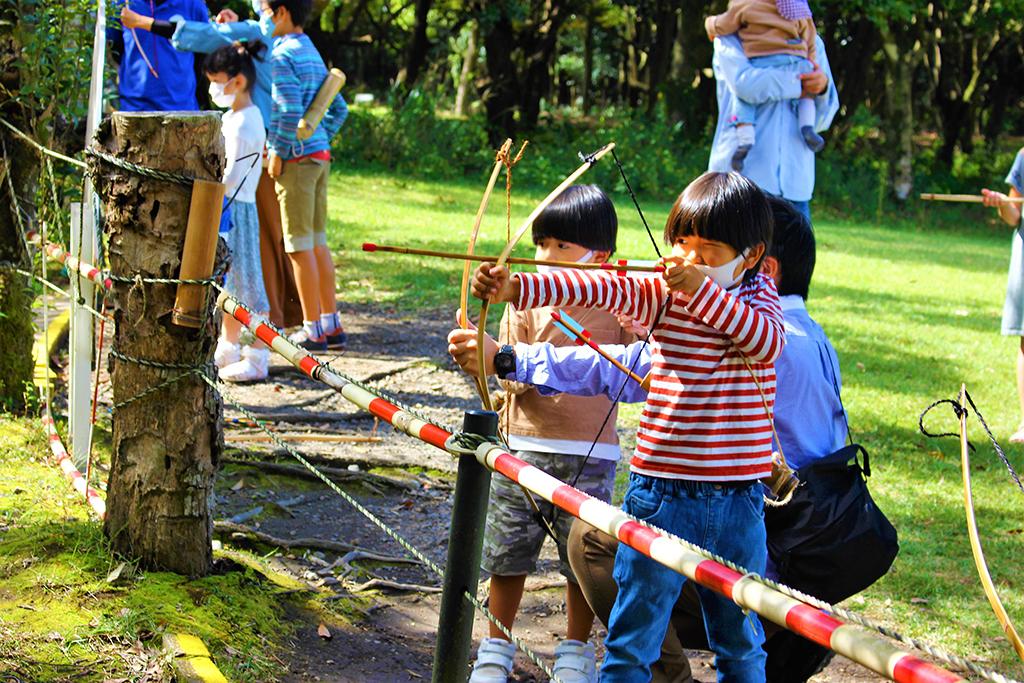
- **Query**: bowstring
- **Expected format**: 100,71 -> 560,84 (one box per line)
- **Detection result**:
550,149 -> 671,525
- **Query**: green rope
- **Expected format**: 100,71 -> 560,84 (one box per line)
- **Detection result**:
85,147 -> 200,186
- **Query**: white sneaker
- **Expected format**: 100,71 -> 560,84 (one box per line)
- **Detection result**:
219,347 -> 269,383
468,637 -> 516,683
552,639 -> 597,683
214,339 -> 241,369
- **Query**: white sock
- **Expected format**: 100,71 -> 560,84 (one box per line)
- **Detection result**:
736,124 -> 755,146
798,98 -> 815,128
303,319 -> 324,339
320,312 -> 340,334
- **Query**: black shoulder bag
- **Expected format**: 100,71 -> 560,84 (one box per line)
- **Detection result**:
762,355 -> 899,683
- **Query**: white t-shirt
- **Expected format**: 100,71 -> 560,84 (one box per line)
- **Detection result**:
222,104 -> 266,204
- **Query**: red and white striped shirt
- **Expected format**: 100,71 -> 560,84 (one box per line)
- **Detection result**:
516,269 -> 785,481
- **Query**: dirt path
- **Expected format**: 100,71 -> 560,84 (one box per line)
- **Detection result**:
73,301 -> 886,681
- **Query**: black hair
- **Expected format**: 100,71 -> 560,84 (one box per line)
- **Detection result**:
531,184 -> 617,255
203,40 -> 266,92
663,171 -> 773,284
765,195 -> 816,300
268,0 -> 313,27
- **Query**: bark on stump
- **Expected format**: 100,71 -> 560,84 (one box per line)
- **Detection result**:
90,112 -> 225,577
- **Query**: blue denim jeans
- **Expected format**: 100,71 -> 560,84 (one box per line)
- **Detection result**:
787,199 -> 811,225
601,474 -> 768,683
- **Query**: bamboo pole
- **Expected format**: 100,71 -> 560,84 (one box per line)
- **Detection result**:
920,193 -> 1024,204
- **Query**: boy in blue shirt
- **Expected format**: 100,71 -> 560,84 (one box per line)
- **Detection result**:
264,0 -> 348,351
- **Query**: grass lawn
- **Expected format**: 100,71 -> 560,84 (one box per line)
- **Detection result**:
3,162 -> 1024,679
328,166 -> 1024,677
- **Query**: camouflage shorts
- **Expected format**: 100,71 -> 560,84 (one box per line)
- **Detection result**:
482,451 -> 617,580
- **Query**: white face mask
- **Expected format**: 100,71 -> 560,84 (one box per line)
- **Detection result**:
694,249 -> 749,289
537,249 -> 594,275
209,81 -> 235,109
258,10 -> 276,37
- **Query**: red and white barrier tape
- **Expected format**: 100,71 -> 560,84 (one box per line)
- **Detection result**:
27,230 -> 112,290
41,410 -> 106,519
219,292 -> 970,683
218,293 -> 450,451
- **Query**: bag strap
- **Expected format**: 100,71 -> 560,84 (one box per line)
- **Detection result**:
737,351 -> 793,475
823,342 -> 854,446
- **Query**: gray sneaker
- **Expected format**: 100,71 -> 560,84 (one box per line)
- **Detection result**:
469,637 -> 516,683
552,639 -> 597,683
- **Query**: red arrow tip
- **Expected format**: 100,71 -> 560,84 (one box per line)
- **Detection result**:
362,242 -> 377,252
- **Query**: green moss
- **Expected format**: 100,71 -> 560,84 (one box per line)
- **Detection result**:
0,416 -> 297,681
0,268 -> 36,413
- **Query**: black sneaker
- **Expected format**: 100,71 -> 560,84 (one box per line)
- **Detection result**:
801,126 -> 825,152
326,328 -> 347,350
287,328 -> 328,353
731,144 -> 752,172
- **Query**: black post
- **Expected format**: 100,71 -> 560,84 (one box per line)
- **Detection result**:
432,410 -> 497,683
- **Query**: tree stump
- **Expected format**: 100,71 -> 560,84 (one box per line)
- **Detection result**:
90,112 -> 225,577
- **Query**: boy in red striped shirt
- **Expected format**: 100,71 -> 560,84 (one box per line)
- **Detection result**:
471,171 -> 782,682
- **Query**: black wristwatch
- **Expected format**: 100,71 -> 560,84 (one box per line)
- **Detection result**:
493,345 -> 516,379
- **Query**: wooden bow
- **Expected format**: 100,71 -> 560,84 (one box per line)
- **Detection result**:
461,139 -> 512,406
958,383 -> 1024,660
474,143 -> 616,409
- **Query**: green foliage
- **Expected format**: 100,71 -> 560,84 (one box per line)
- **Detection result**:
335,100 -> 706,198
0,0 -> 95,138
334,92 -> 490,179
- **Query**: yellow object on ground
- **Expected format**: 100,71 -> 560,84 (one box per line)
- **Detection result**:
162,633 -> 229,683
33,309 -> 69,391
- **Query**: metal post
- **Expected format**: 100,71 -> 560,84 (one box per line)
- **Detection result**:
432,409 -> 497,683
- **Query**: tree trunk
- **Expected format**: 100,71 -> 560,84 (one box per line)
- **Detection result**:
0,124 -> 40,412
645,0 -> 678,115
481,13 -> 519,140
454,24 -> 478,117
880,25 -> 915,202
91,112 -> 225,577
582,13 -> 594,114
396,0 -> 433,89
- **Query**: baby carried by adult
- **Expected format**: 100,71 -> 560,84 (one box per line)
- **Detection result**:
705,0 -> 826,171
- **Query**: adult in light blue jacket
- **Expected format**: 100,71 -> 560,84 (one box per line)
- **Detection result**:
708,34 -> 840,223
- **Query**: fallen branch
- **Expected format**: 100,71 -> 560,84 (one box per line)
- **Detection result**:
213,521 -> 357,554
222,457 -> 418,491
225,409 -> 372,425
338,549 -> 422,577
226,433 -> 383,444
350,578 -> 442,594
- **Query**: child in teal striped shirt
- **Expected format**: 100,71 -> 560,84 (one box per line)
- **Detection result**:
264,0 -> 349,351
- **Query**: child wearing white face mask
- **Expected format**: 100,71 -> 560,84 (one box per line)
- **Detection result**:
470,171 -> 783,682
468,184 -> 632,683
205,41 -> 272,382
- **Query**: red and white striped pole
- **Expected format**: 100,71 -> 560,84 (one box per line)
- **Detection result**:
27,230 -> 112,290
218,293 -> 450,450
41,410 -> 106,519
219,293 -> 970,683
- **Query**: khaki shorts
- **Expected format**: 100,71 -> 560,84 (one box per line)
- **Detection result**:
274,157 -> 329,253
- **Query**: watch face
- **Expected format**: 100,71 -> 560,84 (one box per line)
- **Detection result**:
494,347 -> 515,377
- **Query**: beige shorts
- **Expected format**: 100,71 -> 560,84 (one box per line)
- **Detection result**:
274,157 -> 329,253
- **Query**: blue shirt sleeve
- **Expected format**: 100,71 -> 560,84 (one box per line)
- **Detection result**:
322,93 -> 349,141
812,37 -> 840,133
713,35 -> 803,105
171,18 -> 263,54
514,341 -> 651,403
1006,151 -> 1024,195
